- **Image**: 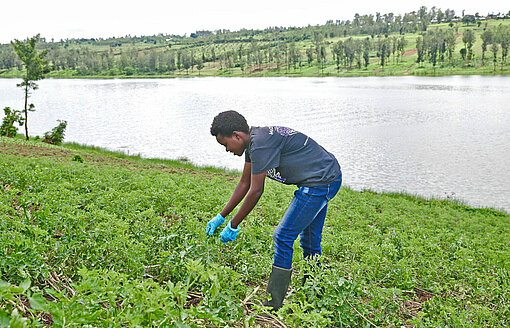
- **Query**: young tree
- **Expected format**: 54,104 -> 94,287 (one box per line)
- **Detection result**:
490,42 -> 499,71
318,44 -> 327,73
343,38 -> 356,68
11,34 -> 52,140
416,36 -> 426,66
397,36 -> 408,63
1,107 -> 24,137
176,51 -> 183,71
210,47 -> 216,62
496,26 -> 510,64
239,57 -> 246,74
182,52 -> 191,74
354,39 -> 363,69
237,44 -> 244,63
438,31 -> 447,63
362,37 -> 371,68
391,36 -> 398,62
426,32 -> 440,69
377,38 -> 391,67
190,49 -> 196,72
437,9 -> 445,24
166,53 -> 176,72
481,30 -> 493,65
444,29 -> 457,65
288,42 -> 299,69
196,58 -> 204,76
332,40 -> 344,71
462,29 -> 476,65
306,47 -> 314,65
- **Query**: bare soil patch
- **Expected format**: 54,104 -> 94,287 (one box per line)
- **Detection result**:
246,63 -> 277,73
399,287 -> 436,327
401,49 -> 418,57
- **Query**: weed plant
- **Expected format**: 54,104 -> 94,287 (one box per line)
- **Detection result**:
42,120 -> 68,145
0,136 -> 509,327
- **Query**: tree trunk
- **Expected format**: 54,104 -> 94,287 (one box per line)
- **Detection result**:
24,81 -> 29,141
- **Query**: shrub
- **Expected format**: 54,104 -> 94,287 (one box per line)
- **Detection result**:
72,154 -> 84,163
0,107 -> 24,137
43,120 -> 68,145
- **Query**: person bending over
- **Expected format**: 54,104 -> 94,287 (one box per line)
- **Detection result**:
207,110 -> 342,310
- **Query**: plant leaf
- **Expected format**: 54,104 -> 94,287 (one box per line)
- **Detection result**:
20,279 -> 31,293
29,293 -> 49,312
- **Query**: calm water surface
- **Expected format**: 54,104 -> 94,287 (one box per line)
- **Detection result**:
0,76 -> 509,212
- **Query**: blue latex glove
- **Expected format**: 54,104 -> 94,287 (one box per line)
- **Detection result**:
206,213 -> 225,236
220,221 -> 240,243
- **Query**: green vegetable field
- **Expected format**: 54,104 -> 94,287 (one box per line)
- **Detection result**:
1,136 -> 509,327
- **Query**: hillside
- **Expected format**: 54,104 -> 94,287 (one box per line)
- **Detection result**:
0,136 -> 509,327
1,8 -> 510,78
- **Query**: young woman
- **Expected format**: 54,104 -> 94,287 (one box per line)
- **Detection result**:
207,110 -> 342,310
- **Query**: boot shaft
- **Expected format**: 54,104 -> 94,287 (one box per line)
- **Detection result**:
263,265 -> 292,311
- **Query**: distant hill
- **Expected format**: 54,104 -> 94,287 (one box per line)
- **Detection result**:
1,7 -> 509,77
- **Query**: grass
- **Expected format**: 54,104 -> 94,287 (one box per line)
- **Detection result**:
0,136 -> 509,327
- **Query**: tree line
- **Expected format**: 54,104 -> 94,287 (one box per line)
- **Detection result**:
0,36 -> 410,75
1,26 -> 509,76
415,24 -> 509,69
1,6 -> 510,76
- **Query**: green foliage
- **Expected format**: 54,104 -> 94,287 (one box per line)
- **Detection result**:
10,34 -> 52,140
10,34 -> 50,85
462,15 -> 477,25
2,12 -> 510,78
72,154 -> 84,163
462,29 -> 476,64
0,137 -> 509,327
0,278 -> 48,327
0,107 -> 24,138
42,120 -> 67,145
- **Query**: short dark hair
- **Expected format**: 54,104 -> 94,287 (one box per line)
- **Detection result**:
210,110 -> 249,137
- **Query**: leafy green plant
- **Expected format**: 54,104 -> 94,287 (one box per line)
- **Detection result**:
0,278 -> 51,327
0,107 -> 24,138
72,154 -> 84,163
0,137 -> 509,327
42,120 -> 67,145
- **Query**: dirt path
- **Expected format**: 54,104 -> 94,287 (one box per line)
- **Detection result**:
401,49 -> 418,57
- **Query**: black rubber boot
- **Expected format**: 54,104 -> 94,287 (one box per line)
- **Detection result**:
263,265 -> 292,311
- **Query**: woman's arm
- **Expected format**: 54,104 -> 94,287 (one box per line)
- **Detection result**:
220,161 -> 252,218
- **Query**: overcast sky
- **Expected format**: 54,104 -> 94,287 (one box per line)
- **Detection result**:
1,0 -> 509,44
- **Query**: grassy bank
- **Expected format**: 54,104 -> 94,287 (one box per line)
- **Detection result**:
1,136 -> 509,327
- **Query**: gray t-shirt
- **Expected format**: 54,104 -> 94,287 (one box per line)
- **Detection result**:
245,126 -> 341,187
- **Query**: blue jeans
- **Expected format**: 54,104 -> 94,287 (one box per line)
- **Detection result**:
272,173 -> 342,270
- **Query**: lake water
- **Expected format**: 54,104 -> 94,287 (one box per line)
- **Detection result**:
0,76 -> 509,212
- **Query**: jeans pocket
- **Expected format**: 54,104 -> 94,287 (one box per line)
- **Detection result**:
326,178 -> 342,201
300,185 -> 328,197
